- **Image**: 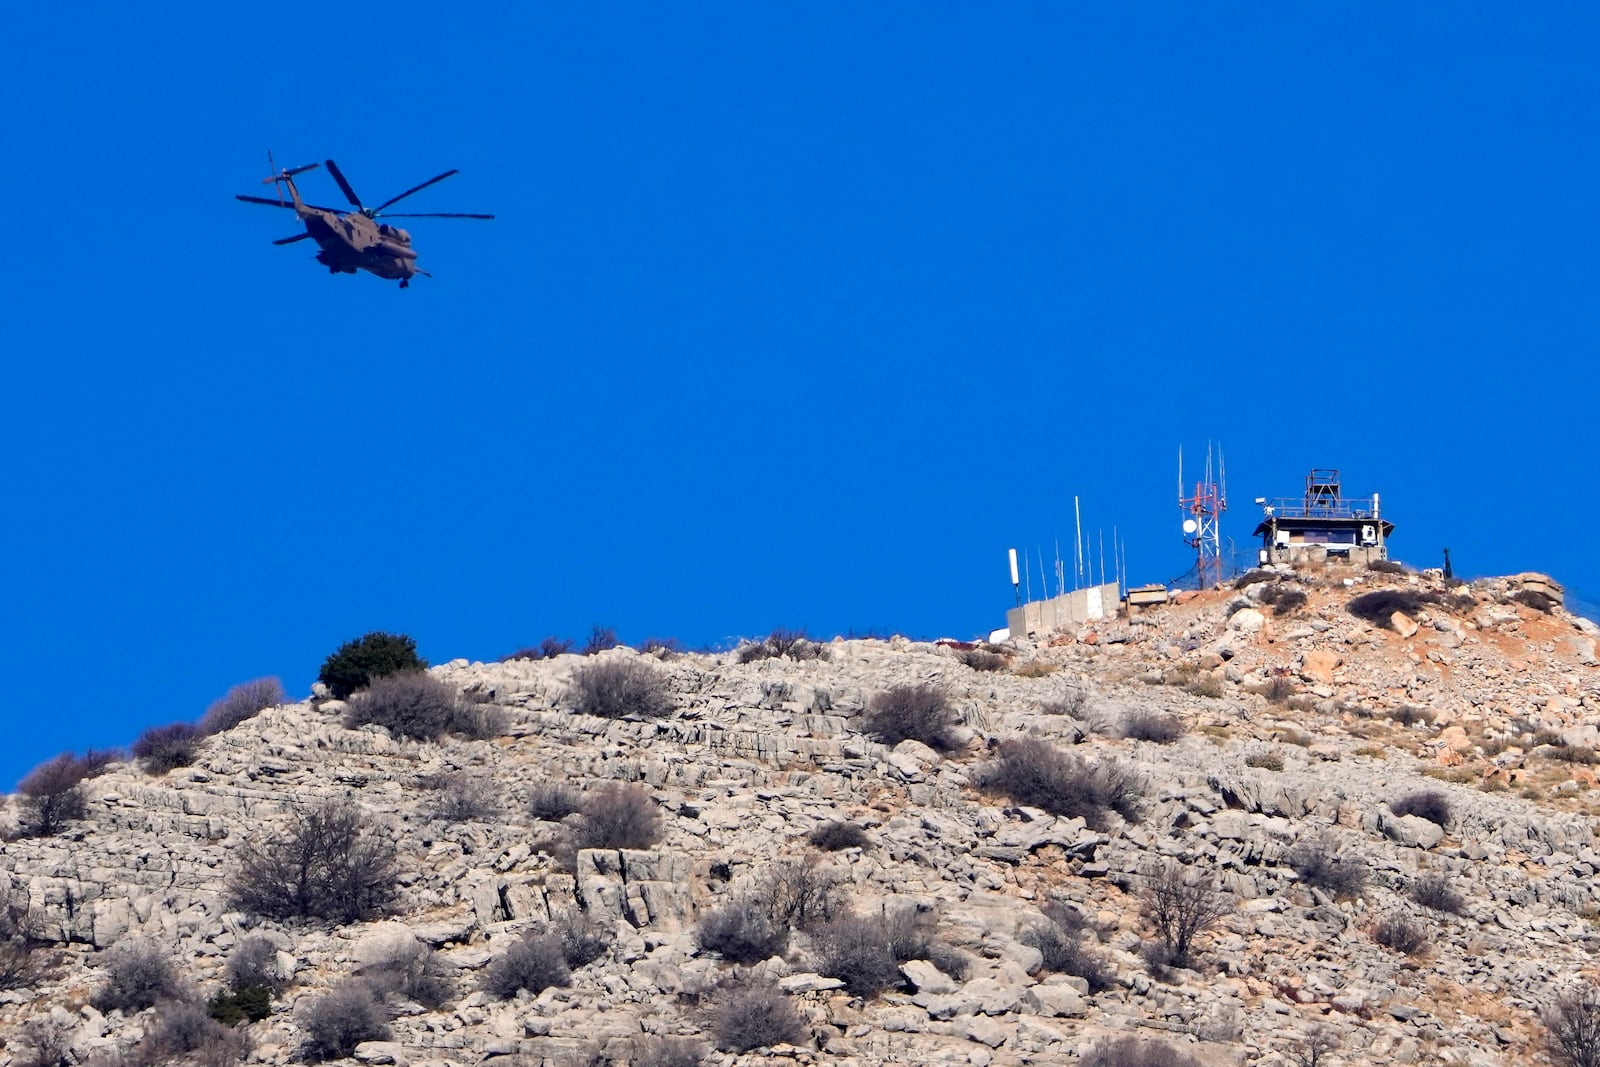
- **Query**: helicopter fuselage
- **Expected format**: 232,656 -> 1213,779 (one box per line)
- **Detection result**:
298,208 -> 419,282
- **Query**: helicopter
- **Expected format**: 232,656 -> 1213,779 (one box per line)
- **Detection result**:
236,154 -> 494,287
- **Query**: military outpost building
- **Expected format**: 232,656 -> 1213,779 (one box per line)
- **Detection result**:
1253,468 -> 1393,566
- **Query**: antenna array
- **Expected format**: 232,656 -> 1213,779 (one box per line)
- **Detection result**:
1178,443 -> 1227,589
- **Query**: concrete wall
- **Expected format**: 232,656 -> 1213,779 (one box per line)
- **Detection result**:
1006,581 -> 1121,639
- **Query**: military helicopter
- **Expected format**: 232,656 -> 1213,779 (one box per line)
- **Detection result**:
237,154 -> 494,288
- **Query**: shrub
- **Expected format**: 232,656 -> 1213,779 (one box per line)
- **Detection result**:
1287,1025 -> 1342,1067
1263,587 -> 1308,616
16,752 -> 90,837
640,637 -> 686,659
528,781 -> 584,822
1141,864 -> 1233,971
1347,589 -> 1435,628
209,984 -> 273,1025
697,898 -> 790,963
0,893 -> 39,991
1367,559 -> 1406,575
1287,835 -> 1369,899
503,636 -> 574,661
1234,569 -> 1275,589
1373,913 -> 1428,955
807,821 -> 871,851
570,658 -> 673,719
1080,1036 -> 1204,1067
132,722 -> 204,775
15,1018 -> 74,1067
976,736 -> 1141,828
345,671 -> 460,740
1041,691 -> 1088,718
227,799 -> 398,922
79,748 -> 122,777
1122,710 -> 1185,743
1546,985 -> 1600,1067
710,976 -> 806,1052
1020,901 -> 1113,992
226,935 -> 284,993
365,935 -> 450,1009
199,677 -> 285,735
628,1035 -> 706,1067
484,933 -> 569,999
573,782 -> 661,850
862,684 -> 961,752
144,1000 -> 251,1063
762,856 -> 846,929
448,699 -> 508,740
1186,674 -> 1226,698
1391,789 -> 1452,828
0,939 -> 38,992
1263,676 -> 1296,704
559,913 -> 613,969
737,628 -> 827,663
1514,588 -> 1557,613
1245,751 -> 1285,771
580,625 -> 621,655
90,938 -> 181,1013
318,631 -> 427,700
809,914 -> 903,997
424,772 -> 501,823
299,981 -> 390,1062
1411,872 -> 1466,915
958,649 -> 1008,672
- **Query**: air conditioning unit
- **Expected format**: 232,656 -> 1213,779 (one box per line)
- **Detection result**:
1274,531 -> 1291,548
1360,524 -> 1378,546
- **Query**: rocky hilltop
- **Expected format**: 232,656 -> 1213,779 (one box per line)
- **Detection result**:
4,562 -> 1600,1067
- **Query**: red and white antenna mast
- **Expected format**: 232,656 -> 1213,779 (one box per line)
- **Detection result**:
1178,443 -> 1227,589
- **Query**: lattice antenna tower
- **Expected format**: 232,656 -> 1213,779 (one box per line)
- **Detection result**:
1178,443 -> 1227,589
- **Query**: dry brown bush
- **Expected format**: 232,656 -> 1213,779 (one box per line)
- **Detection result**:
227,799 -> 398,922
862,684 -> 961,752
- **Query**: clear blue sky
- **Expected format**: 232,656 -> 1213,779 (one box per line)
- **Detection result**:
3,5 -> 1597,788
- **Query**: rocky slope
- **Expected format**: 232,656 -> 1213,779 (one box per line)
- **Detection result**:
3,560 -> 1600,1067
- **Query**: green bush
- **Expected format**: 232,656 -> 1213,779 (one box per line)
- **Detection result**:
209,984 -> 273,1024
319,631 -> 427,700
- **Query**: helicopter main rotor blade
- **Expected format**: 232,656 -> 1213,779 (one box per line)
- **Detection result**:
324,159 -> 364,210
273,232 -> 313,245
369,169 -> 460,215
236,194 -> 345,213
380,212 -> 496,219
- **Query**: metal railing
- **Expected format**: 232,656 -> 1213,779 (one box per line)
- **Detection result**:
1261,495 -> 1379,520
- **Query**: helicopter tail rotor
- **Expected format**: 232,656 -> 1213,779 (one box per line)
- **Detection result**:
262,151 -> 319,204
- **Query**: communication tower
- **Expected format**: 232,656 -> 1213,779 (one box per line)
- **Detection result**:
1178,444 -> 1227,589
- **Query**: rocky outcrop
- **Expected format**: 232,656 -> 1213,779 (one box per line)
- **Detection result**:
2,565 -> 1597,1066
